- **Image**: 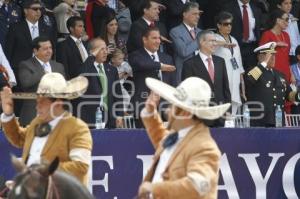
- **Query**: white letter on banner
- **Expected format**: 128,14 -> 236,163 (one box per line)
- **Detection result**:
218,153 -> 240,199
239,153 -> 284,199
282,153 -> 300,198
136,155 -> 154,178
90,156 -> 113,193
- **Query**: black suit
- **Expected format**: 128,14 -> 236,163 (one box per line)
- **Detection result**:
128,48 -> 176,127
223,1 -> 262,70
126,18 -> 168,53
163,0 -> 185,31
56,36 -> 87,80
79,56 -> 123,128
4,20 -> 56,72
182,54 -> 231,127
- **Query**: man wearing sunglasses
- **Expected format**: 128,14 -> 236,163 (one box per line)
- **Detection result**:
4,0 -> 56,117
4,0 -> 55,73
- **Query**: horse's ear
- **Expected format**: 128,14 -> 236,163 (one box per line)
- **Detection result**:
48,157 -> 59,175
11,154 -> 26,172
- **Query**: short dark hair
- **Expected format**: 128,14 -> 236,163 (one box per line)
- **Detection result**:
66,16 -> 84,33
142,26 -> 160,38
182,2 -> 199,13
215,11 -> 233,26
141,0 -> 160,11
295,45 -> 300,56
32,36 -> 51,51
267,9 -> 286,30
23,0 -> 41,8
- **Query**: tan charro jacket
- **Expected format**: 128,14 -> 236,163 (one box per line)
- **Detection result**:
2,113 -> 92,186
142,112 -> 221,199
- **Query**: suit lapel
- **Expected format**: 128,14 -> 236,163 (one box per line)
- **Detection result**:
23,118 -> 43,162
233,2 -> 243,25
67,37 -> 83,62
22,21 -> 33,44
32,57 -> 46,74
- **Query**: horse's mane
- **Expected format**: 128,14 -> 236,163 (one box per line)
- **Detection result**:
9,157 -> 94,199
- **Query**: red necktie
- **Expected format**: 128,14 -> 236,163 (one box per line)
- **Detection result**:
190,28 -> 196,40
242,4 -> 249,41
150,21 -> 155,27
206,57 -> 214,82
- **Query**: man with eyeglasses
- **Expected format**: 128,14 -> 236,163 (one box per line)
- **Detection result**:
4,0 -> 56,117
182,30 -> 231,127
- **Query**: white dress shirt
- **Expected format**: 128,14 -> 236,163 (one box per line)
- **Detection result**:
26,20 -> 39,39
35,57 -> 52,73
152,125 -> 194,183
237,0 -> 256,42
199,51 -> 214,72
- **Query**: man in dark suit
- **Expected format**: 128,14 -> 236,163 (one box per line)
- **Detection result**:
223,0 -> 262,71
163,0 -> 186,31
79,37 -> 123,129
5,0 -> 56,117
126,0 -> 168,54
18,36 -> 65,126
182,30 -> 231,127
57,16 -> 88,80
129,27 -> 176,127
4,0 -> 55,72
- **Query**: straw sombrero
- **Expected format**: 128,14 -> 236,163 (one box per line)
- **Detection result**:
13,73 -> 88,99
146,77 -> 231,120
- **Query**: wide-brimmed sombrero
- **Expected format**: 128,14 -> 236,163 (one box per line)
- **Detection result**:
145,77 -> 231,120
13,73 -> 88,100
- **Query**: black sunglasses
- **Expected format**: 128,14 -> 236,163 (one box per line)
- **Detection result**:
29,7 -> 42,11
221,22 -> 232,26
281,17 -> 289,22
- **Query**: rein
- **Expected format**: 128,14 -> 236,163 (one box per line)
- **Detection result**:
45,176 -> 59,199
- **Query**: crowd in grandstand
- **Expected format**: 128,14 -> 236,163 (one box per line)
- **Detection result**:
0,0 -> 300,128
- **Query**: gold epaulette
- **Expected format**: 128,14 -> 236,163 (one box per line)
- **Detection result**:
247,66 -> 262,80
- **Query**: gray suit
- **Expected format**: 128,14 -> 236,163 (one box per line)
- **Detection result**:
17,57 -> 65,126
169,23 -> 201,83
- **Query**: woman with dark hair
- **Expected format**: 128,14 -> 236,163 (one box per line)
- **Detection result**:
277,0 -> 300,65
259,9 -> 291,82
99,12 -> 127,60
214,11 -> 245,115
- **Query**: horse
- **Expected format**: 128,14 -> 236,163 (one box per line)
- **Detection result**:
7,156 -> 94,199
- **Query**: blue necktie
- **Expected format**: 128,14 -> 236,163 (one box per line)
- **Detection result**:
162,132 -> 178,148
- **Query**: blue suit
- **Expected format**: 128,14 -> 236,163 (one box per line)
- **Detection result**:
0,2 -> 21,46
128,48 -> 176,127
169,23 -> 201,83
